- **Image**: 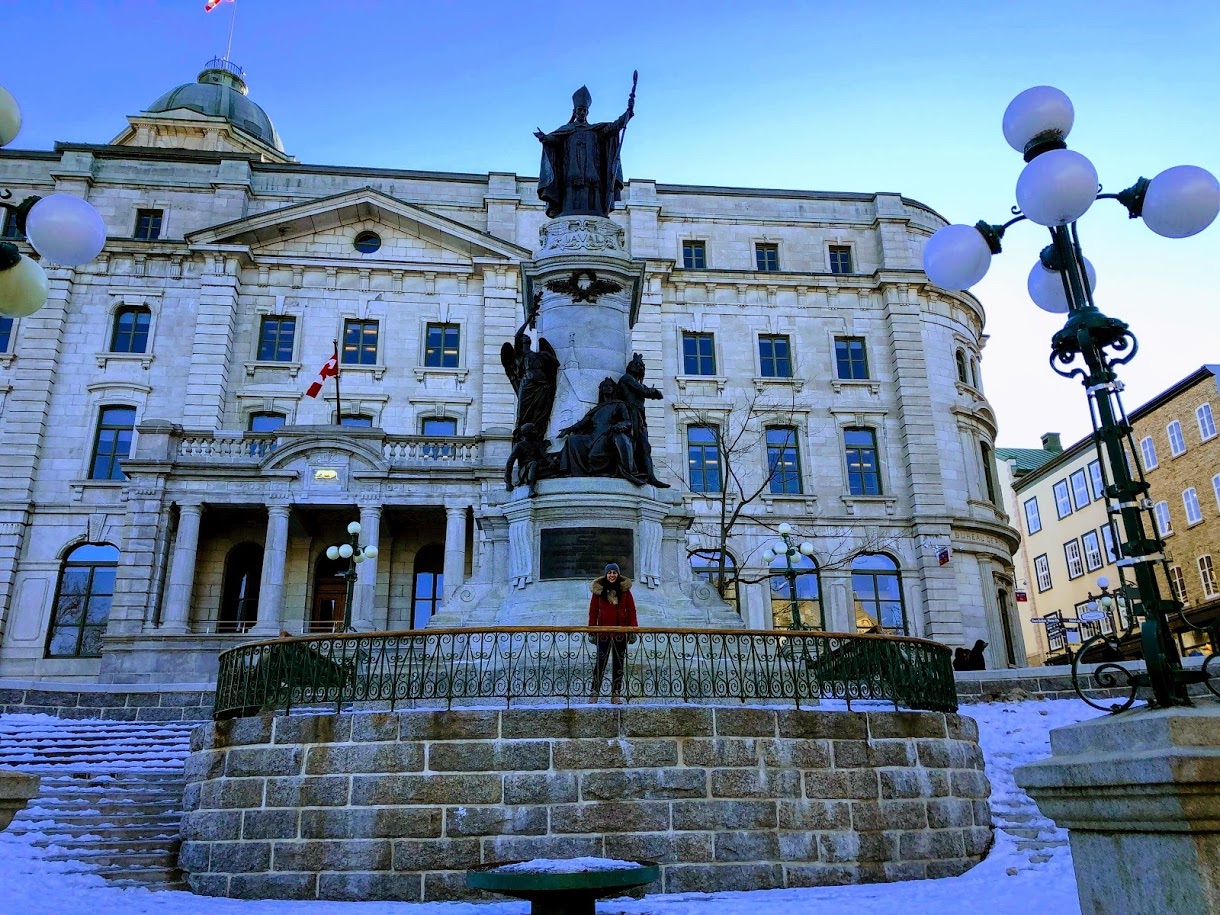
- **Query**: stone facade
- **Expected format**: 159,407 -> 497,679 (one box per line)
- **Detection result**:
0,66 -> 1017,686
181,706 -> 992,900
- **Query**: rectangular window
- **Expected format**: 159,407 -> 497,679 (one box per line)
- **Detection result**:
1167,420 -> 1186,456
1214,473 -> 1220,512
828,245 -> 853,274
1140,436 -> 1158,470
1198,403 -> 1216,440
766,427 -> 802,495
833,337 -> 869,380
1155,500 -> 1173,537
754,243 -> 779,272
1199,555 -> 1218,598
1101,523 -> 1120,564
1064,539 -> 1084,580
1069,469 -> 1091,511
1034,554 -> 1052,592
1023,497 -> 1042,534
424,322 -> 460,368
687,426 -> 722,493
681,332 -> 716,376
1053,480 -> 1072,518
421,416 -> 458,460
1168,565 -> 1187,602
682,240 -> 706,270
0,315 -> 13,353
1184,487 -> 1203,525
980,443 -> 997,504
758,335 -> 792,378
1087,459 -> 1105,501
1081,530 -> 1104,573
90,406 -> 136,481
1,209 -> 23,239
844,428 -> 882,496
133,208 -> 163,240
257,316 -> 296,362
342,319 -> 379,365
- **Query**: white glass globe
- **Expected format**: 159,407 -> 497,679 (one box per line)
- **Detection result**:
338,543 -> 354,559
24,194 -> 107,266
772,541 -> 788,556
0,254 -> 49,317
347,521 -> 362,535
325,545 -> 340,561
762,550 -> 775,563
923,224 -> 993,290
1002,86 -> 1074,153
1016,149 -> 1098,226
1097,576 -> 1110,590
363,545 -> 379,559
1141,165 -> 1220,238
0,85 -> 20,147
353,552 -> 366,564
799,542 -> 814,556
1027,256 -> 1096,313
777,522 -> 792,535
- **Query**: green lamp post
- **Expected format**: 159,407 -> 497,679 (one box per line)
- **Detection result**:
762,523 -> 819,631
325,521 -> 378,632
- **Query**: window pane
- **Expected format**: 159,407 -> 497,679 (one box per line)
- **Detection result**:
844,429 -> 881,496
47,627 -> 80,657
1053,481 -> 1072,518
766,427 -> 801,494
755,244 -> 778,271
0,315 -> 13,353
1140,437 -> 1158,469
1023,497 -> 1041,534
258,317 -> 296,362
1168,421 -> 1186,456
342,320 -> 379,365
687,426 -> 721,493
1088,460 -> 1105,501
1070,470 -> 1090,510
834,337 -> 868,380
682,241 -> 706,269
1198,403 -> 1216,439
249,413 -> 286,433
758,335 -> 792,378
340,415 -> 374,428
422,418 -> 458,436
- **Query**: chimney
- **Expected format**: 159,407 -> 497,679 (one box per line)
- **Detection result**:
1041,432 -> 1063,453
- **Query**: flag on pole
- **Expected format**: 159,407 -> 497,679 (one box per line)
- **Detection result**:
204,0 -> 231,11
306,346 -> 339,398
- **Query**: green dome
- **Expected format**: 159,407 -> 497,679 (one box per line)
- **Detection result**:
145,59 -> 283,152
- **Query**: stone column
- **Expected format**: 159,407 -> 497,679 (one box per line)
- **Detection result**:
352,504 -> 381,631
1015,706 -> 1220,915
820,569 -> 855,634
253,505 -> 291,635
442,505 -> 467,604
161,503 -> 203,634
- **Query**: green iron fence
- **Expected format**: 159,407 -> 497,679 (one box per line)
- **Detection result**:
212,627 -> 957,720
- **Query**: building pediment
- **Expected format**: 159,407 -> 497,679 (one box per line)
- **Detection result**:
262,429 -> 389,476
186,186 -> 530,264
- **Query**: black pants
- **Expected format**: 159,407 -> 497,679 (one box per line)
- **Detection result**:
592,636 -> 627,696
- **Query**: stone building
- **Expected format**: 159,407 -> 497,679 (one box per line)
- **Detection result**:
0,62 -> 1018,684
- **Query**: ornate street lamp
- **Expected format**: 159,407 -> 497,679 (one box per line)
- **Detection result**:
325,521 -> 378,632
1,84 -> 107,316
923,85 -> 1220,709
762,522 -> 818,631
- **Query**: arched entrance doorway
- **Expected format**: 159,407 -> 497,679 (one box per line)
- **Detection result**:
411,544 -> 444,629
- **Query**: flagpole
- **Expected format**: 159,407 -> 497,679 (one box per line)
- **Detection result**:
332,339 -> 343,425
225,0 -> 238,62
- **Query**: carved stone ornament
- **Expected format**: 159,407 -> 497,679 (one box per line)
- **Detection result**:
537,218 -> 626,255
545,269 -> 623,304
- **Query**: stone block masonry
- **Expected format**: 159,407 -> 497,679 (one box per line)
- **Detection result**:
181,705 -> 993,900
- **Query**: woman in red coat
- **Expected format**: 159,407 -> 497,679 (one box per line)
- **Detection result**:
588,563 -> 637,703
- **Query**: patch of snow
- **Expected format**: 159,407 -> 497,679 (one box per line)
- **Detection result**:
494,857 -> 645,873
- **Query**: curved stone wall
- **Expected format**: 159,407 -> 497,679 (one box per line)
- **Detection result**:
181,705 -> 992,901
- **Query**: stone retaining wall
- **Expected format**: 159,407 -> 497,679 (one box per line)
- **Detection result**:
181,705 -> 992,901
0,680 -> 214,721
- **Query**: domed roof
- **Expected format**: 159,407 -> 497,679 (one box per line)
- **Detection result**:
145,59 -> 283,152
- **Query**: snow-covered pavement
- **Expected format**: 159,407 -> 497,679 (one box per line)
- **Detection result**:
0,698 -> 1100,915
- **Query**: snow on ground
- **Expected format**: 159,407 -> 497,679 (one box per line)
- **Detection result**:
0,698 -> 1101,915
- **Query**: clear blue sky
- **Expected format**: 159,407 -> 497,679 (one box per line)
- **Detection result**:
4,0 -> 1218,447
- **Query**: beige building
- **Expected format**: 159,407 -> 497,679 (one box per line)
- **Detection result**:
0,61 -> 1018,684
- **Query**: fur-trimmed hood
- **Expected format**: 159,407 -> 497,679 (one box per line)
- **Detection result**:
591,575 -> 632,604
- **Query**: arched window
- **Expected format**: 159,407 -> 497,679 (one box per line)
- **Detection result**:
955,350 -> 969,384
411,544 -> 444,629
690,549 -> 739,615
218,542 -> 263,633
769,552 -> 823,630
969,358 -> 980,389
110,306 -> 151,354
46,543 -> 119,658
851,553 -> 907,635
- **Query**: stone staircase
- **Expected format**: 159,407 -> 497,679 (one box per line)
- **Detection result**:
0,715 -> 196,890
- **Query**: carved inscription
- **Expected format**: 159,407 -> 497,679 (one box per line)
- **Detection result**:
539,527 -> 633,581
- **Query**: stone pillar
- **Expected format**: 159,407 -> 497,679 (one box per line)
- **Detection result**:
821,569 -> 855,634
182,252 -> 242,429
1015,705 -> 1220,915
253,505 -> 291,635
353,504 -> 381,631
161,503 -> 203,634
442,505 -> 467,604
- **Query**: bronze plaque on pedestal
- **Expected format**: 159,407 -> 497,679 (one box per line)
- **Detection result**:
539,528 -> 634,580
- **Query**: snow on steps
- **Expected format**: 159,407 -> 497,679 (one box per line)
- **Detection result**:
0,715 -> 194,891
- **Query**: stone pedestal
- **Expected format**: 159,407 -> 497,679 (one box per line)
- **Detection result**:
1014,704 -> 1220,915
0,770 -> 40,831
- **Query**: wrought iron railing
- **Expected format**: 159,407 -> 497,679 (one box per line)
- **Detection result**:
212,627 -> 957,719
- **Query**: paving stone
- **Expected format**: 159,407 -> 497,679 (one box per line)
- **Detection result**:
228,873 -> 318,900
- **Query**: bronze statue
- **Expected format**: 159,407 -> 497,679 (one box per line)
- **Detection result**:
505,422 -> 551,498
616,353 -> 668,488
556,378 -> 647,486
535,75 -> 636,219
500,294 -> 559,439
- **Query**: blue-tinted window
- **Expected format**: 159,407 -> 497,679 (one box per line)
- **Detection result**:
45,543 -> 119,658
844,428 -> 881,495
411,544 -> 444,629
851,553 -> 906,635
0,316 -> 13,352
90,406 -> 136,480
682,240 -> 706,269
342,320 -> 379,365
770,552 -> 822,630
133,209 -> 162,240
424,323 -> 460,368
755,243 -> 779,272
758,335 -> 792,378
1,210 -> 23,239
340,414 -> 374,428
257,316 -> 296,362
834,337 -> 868,380
682,332 -> 715,375
687,425 -> 721,493
766,427 -> 802,494
110,306 -> 151,354
829,245 -> 853,274
353,231 -> 381,254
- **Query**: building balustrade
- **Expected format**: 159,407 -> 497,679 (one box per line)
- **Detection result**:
167,432 -> 482,466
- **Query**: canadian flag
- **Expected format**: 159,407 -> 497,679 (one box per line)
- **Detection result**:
306,346 -> 339,398
204,0 -> 231,11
